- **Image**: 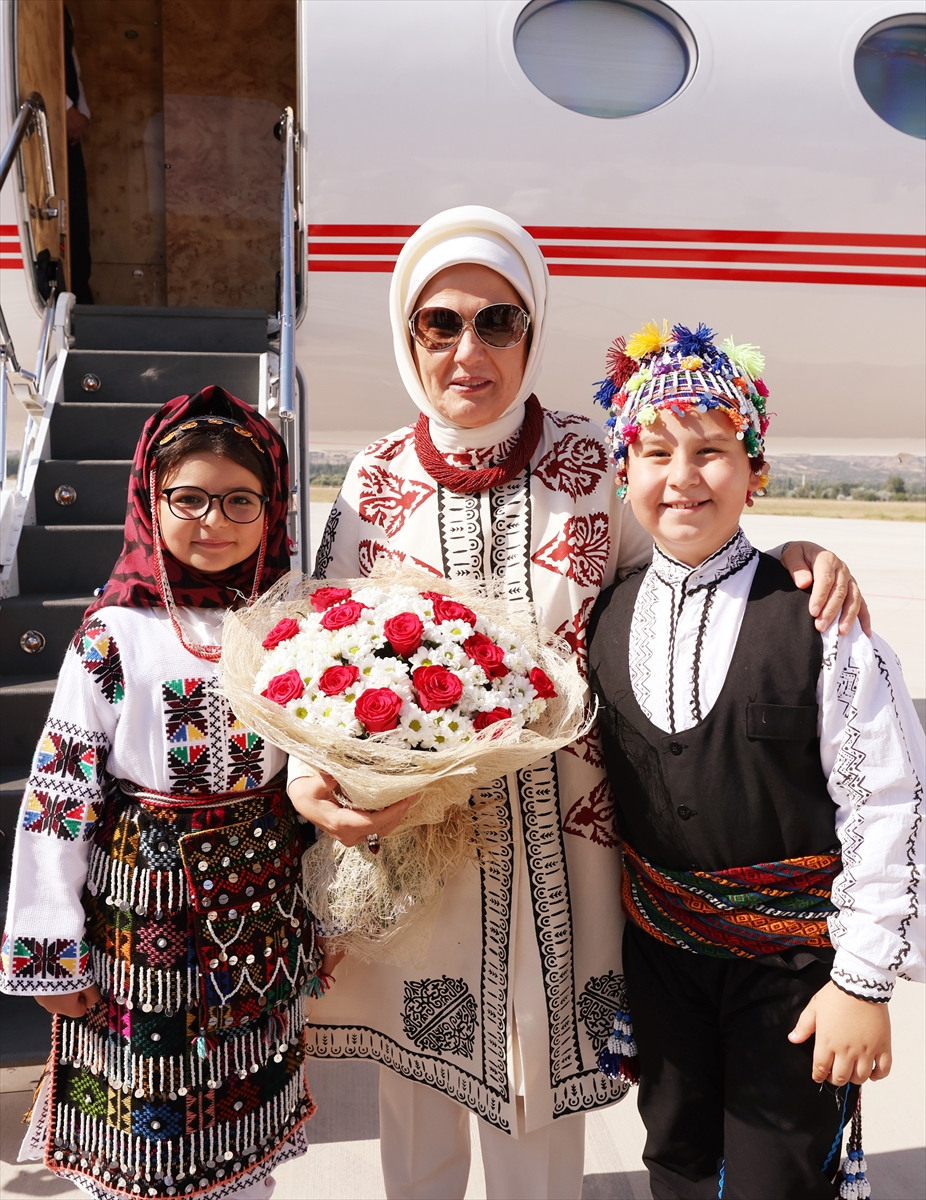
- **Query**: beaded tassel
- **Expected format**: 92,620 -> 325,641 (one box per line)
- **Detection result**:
596,1002 -> 639,1083
839,1099 -> 871,1199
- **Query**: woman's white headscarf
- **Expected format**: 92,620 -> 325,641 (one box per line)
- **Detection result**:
389,206 -> 550,451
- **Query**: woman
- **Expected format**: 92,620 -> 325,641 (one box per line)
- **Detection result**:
290,208 -> 863,1200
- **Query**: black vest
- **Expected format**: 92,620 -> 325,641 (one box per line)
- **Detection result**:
588,554 -> 838,872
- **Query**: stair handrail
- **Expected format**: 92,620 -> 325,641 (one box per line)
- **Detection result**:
275,105 -> 306,567
0,92 -> 58,218
1,291 -> 74,596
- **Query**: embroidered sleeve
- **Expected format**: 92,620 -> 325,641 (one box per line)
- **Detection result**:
818,622 -> 925,1002
0,619 -> 123,995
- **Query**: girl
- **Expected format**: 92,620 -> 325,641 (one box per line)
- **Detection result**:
1,385 -> 318,1199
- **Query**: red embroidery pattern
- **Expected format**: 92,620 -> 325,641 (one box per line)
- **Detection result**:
563,780 -> 619,847
358,466 -> 436,537
554,596 -> 596,679
546,411 -> 592,429
534,433 -> 608,499
366,429 -> 415,461
562,727 -> 604,769
358,540 -> 441,578
531,514 -> 610,587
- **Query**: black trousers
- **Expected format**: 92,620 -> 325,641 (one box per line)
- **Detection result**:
624,924 -> 855,1200
67,141 -> 93,303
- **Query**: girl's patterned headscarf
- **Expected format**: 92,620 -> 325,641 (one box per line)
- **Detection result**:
85,385 -> 290,617
593,321 -> 771,498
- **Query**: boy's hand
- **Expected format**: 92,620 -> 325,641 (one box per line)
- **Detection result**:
35,985 -> 102,1017
289,772 -> 415,847
789,980 -> 891,1085
780,542 -> 870,636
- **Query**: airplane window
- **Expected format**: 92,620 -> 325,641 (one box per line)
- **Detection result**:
513,0 -> 694,119
855,16 -> 926,139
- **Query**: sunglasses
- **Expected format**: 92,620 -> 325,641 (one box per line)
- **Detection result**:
409,304 -> 531,351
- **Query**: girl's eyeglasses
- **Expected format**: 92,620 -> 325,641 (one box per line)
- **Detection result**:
161,487 -> 268,524
409,303 -> 530,351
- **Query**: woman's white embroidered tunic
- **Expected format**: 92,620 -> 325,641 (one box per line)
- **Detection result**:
300,410 -> 653,1133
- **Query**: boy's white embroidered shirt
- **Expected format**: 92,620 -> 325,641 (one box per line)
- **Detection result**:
628,529 -> 926,1001
0,606 -> 285,995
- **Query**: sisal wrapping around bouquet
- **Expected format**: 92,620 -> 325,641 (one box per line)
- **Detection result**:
220,565 -> 590,961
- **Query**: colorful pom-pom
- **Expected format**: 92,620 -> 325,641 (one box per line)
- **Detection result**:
679,355 -> 703,371
625,319 -> 670,361
672,322 -> 716,358
605,336 -> 638,389
721,336 -> 766,380
593,377 -> 618,408
637,405 -> 658,425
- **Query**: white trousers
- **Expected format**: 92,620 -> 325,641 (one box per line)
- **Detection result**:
378,1068 -> 586,1200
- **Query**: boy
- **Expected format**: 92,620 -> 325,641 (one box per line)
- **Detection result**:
587,322 -> 924,1200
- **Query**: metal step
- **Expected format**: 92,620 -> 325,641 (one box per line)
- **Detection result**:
17,525 -> 123,594
0,677 -> 55,767
51,401 -> 160,460
0,594 -> 92,676
63,350 -> 261,406
35,460 -> 131,526
72,305 -> 270,353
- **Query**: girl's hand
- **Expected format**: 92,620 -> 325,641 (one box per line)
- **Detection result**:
780,542 -> 870,636
35,985 -> 102,1018
289,772 -> 415,847
789,980 -> 891,1085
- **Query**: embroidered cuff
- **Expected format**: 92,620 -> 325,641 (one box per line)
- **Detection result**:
831,951 -> 895,1003
0,971 -> 95,996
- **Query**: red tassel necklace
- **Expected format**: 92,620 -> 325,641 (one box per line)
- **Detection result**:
414,395 -> 545,494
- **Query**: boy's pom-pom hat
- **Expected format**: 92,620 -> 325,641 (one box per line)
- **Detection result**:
593,320 -> 772,498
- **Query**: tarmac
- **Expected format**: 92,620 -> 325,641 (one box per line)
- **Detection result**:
1,513 -> 923,1199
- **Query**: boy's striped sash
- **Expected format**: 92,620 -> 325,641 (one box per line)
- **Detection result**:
622,843 -> 840,958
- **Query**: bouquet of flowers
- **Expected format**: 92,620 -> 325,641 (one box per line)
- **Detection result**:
221,567 -> 588,960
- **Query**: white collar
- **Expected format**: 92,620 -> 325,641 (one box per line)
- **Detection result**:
651,529 -> 757,591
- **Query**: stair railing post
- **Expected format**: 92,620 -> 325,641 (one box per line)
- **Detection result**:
277,105 -> 304,569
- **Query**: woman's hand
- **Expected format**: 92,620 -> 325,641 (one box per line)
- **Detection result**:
789,980 -> 891,1085
289,772 -> 415,848
780,542 -> 871,636
316,936 -> 346,979
35,985 -> 102,1018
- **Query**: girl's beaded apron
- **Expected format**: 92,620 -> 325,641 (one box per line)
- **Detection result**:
47,777 -> 317,1197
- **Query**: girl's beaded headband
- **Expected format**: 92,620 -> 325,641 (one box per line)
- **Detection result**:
593,321 -> 771,498
157,415 -> 266,451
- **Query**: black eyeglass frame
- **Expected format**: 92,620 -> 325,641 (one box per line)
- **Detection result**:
160,486 -> 269,524
408,303 -> 531,351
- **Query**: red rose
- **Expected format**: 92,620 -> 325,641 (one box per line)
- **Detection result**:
310,587 -> 353,612
355,688 -> 403,733
262,618 -> 300,650
383,612 -> 424,657
474,708 -> 512,731
318,665 -> 361,695
529,667 -> 557,699
463,632 -> 509,680
413,665 -> 464,713
320,601 -> 366,631
261,669 -> 304,706
421,591 -> 477,627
